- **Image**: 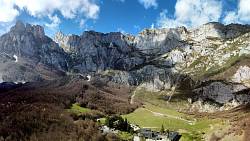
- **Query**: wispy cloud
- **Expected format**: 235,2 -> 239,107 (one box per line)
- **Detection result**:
138,0 -> 158,9
45,15 -> 61,30
0,0 -> 100,31
223,0 -> 250,24
157,0 -> 222,28
117,28 -> 126,34
0,0 -> 19,22
115,0 -> 125,2
157,0 -> 250,29
79,19 -> 86,28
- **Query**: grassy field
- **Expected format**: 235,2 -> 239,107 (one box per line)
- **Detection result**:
123,104 -> 222,130
122,88 -> 227,141
123,104 -> 225,141
117,131 -> 134,141
67,103 -> 91,115
133,88 -> 193,112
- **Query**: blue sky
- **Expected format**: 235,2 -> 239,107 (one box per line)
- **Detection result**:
0,0 -> 248,36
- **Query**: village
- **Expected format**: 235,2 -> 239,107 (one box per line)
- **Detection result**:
98,116 -> 181,141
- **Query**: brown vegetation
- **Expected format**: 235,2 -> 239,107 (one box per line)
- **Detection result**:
0,76 -> 137,141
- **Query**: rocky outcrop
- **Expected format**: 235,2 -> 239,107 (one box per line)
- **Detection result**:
193,81 -> 250,104
54,31 -> 71,52
131,27 -> 188,54
0,21 -> 69,82
189,22 -> 250,41
232,66 -> 250,83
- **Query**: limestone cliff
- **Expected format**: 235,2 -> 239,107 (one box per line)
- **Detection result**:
2,21 -> 250,107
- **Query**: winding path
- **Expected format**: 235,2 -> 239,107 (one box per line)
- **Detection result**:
130,89 -> 137,104
129,89 -> 196,125
144,108 -> 196,125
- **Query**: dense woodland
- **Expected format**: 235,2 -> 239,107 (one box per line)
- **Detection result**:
0,77 -> 138,141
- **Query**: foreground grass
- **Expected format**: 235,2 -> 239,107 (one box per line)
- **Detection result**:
118,131 -> 133,141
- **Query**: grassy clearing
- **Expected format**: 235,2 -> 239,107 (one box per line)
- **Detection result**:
134,88 -> 190,110
123,107 -> 188,130
143,104 -> 185,117
123,104 -> 224,141
125,88 -> 228,140
117,131 -> 133,141
180,132 -> 203,141
123,105 -> 221,131
67,103 -> 91,115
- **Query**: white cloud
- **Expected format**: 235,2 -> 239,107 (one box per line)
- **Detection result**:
79,19 -> 86,28
0,0 -> 19,22
157,9 -> 184,28
14,0 -> 100,19
150,23 -> 155,29
223,0 -> 250,24
45,15 -> 61,29
157,0 -> 222,28
138,0 -> 158,9
117,28 -> 126,34
0,0 -> 100,30
223,12 -> 239,24
134,25 -> 141,31
238,0 -> 250,22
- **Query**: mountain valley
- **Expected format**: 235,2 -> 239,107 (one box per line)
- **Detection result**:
1,21 -> 250,141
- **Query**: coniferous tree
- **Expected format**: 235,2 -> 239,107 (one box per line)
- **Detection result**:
160,124 -> 165,134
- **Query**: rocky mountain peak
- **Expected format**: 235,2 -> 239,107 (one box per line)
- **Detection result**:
10,21 -> 45,37
10,20 -> 26,32
0,22 -> 69,82
9,21 -> 46,40
30,25 -> 45,39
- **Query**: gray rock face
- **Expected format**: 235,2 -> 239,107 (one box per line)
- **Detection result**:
53,22 -> 250,78
193,81 -> 250,104
232,66 -> 250,83
2,21 -> 250,107
0,21 -> 69,82
189,22 -> 250,41
55,31 -> 147,73
131,27 -> 188,54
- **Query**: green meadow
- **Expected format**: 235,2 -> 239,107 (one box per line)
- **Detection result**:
122,89 -> 227,141
67,103 -> 91,115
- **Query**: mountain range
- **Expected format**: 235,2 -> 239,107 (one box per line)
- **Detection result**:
1,21 -> 250,109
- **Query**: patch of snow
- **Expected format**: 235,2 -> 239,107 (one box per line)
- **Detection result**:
86,75 -> 91,81
14,81 -> 27,84
21,81 -> 27,84
13,54 -> 18,62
